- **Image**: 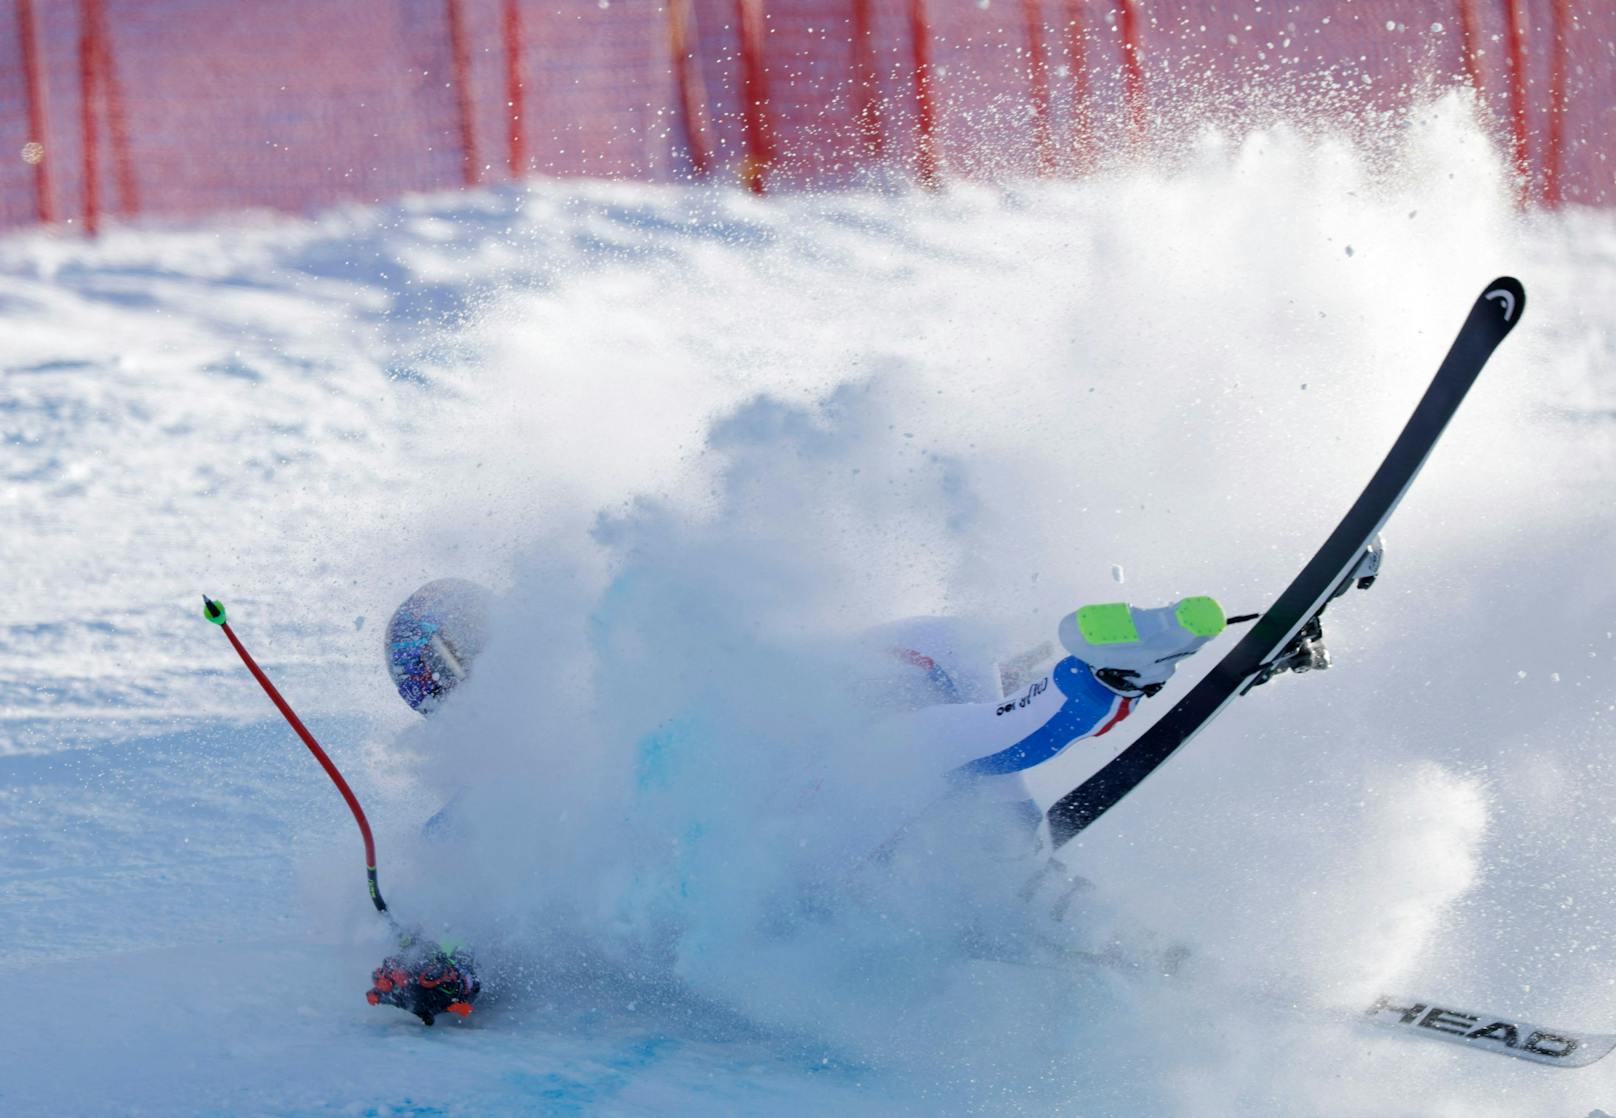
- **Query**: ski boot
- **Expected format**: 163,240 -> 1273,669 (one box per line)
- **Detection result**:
1061,596 -> 1230,699
366,938 -> 481,1025
1245,535 -> 1382,691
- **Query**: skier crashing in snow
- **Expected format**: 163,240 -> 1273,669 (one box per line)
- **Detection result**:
363,563 -> 1367,1024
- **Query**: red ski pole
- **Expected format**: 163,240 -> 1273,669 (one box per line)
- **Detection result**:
203,596 -> 392,921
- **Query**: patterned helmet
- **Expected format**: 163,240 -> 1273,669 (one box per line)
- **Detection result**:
385,579 -> 492,713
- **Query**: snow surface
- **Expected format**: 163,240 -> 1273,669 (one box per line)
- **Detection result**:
5,95 -> 1616,1115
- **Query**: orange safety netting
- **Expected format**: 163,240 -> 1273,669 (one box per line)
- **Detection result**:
0,0 -> 1607,232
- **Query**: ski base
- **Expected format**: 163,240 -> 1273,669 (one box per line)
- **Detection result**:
1003,939 -> 1616,1070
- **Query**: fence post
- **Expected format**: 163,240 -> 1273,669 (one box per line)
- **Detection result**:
736,0 -> 771,192
1063,0 -> 1091,170
1116,0 -> 1145,145
446,0 -> 480,185
1455,0 -> 1483,91
78,0 -> 102,233
908,0 -> 937,186
1500,0 -> 1529,204
851,0 -> 883,158
669,0 -> 713,177
16,0 -> 53,223
502,0 -> 525,177
1542,0 -> 1569,208
1022,0 -> 1054,174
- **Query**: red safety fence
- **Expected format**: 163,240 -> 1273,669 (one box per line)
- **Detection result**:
0,1 -> 1609,233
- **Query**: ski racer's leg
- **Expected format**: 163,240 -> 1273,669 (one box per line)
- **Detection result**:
854,597 -> 1229,873
891,654 -> 1131,776
889,597 -> 1230,778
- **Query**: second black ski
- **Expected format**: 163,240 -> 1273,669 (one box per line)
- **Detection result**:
1045,277 -> 1526,849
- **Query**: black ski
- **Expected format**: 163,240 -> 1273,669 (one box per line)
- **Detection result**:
987,946 -> 1616,1068
1046,277 -> 1526,850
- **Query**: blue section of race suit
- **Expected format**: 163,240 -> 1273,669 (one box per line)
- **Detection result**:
955,656 -> 1124,776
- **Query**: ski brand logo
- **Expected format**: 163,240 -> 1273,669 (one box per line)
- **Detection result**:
996,677 -> 1048,716
1484,287 -> 1517,321
1367,995 -> 1578,1058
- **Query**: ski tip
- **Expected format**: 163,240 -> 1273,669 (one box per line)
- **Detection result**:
1479,277 -> 1525,330
202,596 -> 227,626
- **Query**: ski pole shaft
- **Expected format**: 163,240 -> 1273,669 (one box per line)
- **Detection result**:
203,596 -> 390,916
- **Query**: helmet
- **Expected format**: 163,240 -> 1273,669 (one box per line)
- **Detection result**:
385,579 -> 492,714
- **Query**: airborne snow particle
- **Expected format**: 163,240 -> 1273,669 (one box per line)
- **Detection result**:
1112,564 -> 1125,584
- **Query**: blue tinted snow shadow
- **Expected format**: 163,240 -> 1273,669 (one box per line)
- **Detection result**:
488,1027 -> 672,1111
499,1031 -> 857,1116
503,1068 -> 632,1115
0,716 -> 380,966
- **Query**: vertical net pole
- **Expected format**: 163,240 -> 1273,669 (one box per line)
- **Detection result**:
1455,0 -> 1484,92
908,0 -> 937,187
1501,0 -> 1530,205
446,0 -> 481,186
668,0 -> 713,176
1542,0 -> 1570,208
735,0 -> 771,193
851,0 -> 882,158
78,0 -> 103,234
1022,0 -> 1054,174
1116,0 -> 1146,145
1063,0 -> 1091,171
16,0 -> 53,223
502,0 -> 526,178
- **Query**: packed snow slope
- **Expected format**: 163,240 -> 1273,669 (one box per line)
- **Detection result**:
4,96 -> 1616,1116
